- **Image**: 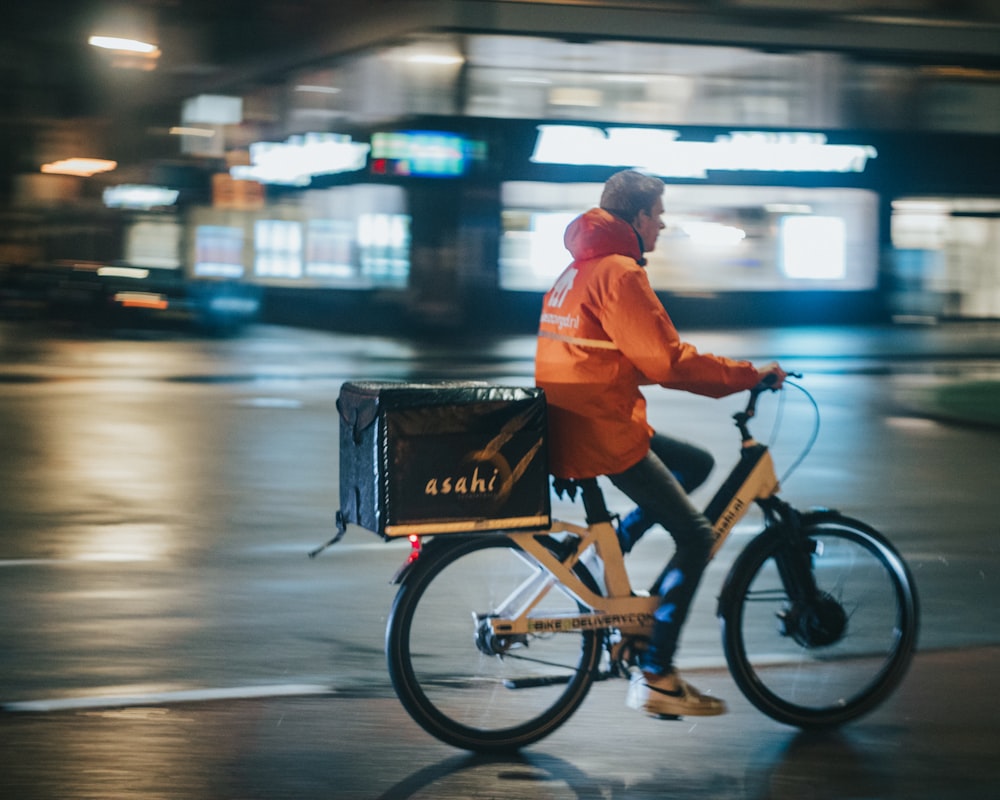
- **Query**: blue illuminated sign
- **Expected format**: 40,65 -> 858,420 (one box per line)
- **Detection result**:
370,131 -> 486,177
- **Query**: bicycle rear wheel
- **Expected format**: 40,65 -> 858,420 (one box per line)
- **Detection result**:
386,534 -> 601,752
720,515 -> 918,728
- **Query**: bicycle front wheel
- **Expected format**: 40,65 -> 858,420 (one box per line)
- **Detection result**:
720,515 -> 918,728
386,535 -> 601,752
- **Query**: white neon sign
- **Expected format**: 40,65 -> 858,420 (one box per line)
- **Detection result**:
530,126 -> 877,177
232,133 -> 370,186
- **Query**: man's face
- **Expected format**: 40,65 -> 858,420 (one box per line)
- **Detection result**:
634,196 -> 666,254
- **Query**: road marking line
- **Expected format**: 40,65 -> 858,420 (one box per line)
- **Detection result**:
3,683 -> 334,713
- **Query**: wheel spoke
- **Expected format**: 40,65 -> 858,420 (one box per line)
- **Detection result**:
386,536 -> 600,751
722,519 -> 918,728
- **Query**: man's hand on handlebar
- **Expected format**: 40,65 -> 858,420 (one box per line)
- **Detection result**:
755,362 -> 788,390
741,363 -> 793,421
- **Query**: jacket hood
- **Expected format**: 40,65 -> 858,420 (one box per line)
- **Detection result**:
563,207 -> 644,265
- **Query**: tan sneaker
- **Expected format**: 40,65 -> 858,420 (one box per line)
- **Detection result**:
626,670 -> 727,718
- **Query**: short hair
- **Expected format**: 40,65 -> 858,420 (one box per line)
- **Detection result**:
599,169 -> 665,223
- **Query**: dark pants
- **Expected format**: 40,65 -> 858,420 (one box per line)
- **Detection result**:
608,433 -> 715,675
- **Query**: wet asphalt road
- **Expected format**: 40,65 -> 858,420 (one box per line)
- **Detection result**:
1,321 -> 999,798
2,646 -> 999,800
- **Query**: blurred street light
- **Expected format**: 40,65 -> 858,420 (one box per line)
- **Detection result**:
88,3 -> 161,70
88,35 -> 159,55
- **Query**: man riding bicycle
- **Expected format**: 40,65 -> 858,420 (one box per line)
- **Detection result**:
535,169 -> 786,717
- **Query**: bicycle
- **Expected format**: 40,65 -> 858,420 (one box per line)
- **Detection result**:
340,378 -> 920,752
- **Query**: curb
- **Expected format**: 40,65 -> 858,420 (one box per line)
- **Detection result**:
896,380 -> 1000,431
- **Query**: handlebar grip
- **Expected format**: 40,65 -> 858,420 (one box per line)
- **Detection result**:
754,370 -> 802,393
752,374 -> 778,395
743,372 -> 800,420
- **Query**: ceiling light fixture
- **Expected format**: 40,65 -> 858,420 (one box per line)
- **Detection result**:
41,158 -> 118,177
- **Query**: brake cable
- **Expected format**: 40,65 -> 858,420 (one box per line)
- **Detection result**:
773,379 -> 820,485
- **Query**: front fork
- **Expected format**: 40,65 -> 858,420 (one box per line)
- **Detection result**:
762,500 -> 819,603
761,500 -> 849,648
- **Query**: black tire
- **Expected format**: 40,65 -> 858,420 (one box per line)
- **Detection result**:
386,534 -> 602,752
720,515 -> 918,728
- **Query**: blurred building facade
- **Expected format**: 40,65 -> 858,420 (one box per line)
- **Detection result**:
3,0 -> 1000,332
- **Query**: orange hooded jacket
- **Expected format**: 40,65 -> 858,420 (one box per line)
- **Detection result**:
535,207 -> 760,479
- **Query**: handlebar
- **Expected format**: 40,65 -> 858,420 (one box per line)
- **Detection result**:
734,371 -> 803,440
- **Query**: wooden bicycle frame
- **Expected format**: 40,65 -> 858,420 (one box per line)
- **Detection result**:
486,437 -> 781,641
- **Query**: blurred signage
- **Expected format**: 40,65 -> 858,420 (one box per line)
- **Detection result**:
103,184 -> 178,209
370,130 -> 486,177
212,173 -> 265,209
231,133 -> 369,186
530,126 -> 877,177
182,95 -> 243,125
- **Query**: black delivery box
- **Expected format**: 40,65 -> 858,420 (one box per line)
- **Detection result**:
337,381 -> 551,538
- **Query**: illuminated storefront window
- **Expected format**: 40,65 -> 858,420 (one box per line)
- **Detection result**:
254,219 -> 303,279
302,184 -> 411,289
193,225 -> 244,278
781,216 -> 846,280
125,217 -> 182,269
891,197 -> 1000,319
500,182 -> 878,293
358,213 -> 410,287
305,219 -> 355,281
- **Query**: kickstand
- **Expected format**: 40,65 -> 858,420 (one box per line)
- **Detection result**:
308,512 -> 347,558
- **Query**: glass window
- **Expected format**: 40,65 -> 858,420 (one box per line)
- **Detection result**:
301,183 -> 411,289
500,181 -> 878,293
317,31 -> 1000,135
464,35 -> 834,128
780,216 -> 846,280
193,225 -> 244,279
327,36 -> 463,122
891,197 -> 1000,319
305,219 -> 355,281
125,217 -> 182,269
919,70 -> 1000,134
358,213 -> 410,288
254,219 -> 303,279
